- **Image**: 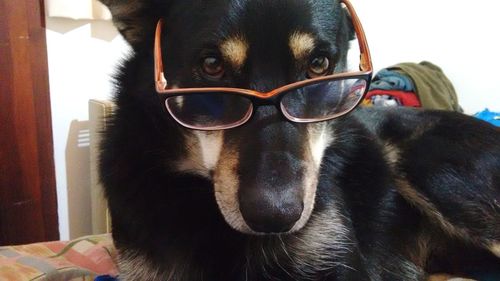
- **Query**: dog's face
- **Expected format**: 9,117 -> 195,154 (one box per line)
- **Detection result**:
103,0 -> 354,234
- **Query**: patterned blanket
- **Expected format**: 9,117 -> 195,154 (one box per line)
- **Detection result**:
0,234 -> 118,281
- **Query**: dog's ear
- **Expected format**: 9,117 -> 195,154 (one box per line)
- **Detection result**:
99,0 -> 170,48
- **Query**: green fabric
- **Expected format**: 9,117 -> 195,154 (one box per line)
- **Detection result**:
388,61 -> 462,112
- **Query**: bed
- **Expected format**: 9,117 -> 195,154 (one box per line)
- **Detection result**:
0,234 -> 117,280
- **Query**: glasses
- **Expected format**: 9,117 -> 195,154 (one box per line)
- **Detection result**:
154,0 -> 372,130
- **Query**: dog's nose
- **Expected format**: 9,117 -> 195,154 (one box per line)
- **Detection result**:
240,193 -> 304,233
238,151 -> 305,233
243,205 -> 303,233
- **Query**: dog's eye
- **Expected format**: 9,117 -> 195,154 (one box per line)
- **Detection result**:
307,56 -> 330,78
201,56 -> 225,79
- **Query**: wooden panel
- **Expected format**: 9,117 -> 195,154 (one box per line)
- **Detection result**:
0,0 -> 58,245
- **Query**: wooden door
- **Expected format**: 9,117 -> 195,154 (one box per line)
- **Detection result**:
0,0 -> 59,245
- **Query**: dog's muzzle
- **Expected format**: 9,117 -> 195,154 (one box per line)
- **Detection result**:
238,151 -> 306,233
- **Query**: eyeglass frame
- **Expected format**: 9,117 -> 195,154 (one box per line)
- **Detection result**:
154,0 -> 373,130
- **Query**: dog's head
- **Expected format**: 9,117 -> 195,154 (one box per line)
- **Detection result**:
102,0 -> 357,234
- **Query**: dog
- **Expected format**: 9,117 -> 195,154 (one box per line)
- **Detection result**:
98,0 -> 500,280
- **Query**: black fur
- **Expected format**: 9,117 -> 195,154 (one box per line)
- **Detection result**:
99,0 -> 500,280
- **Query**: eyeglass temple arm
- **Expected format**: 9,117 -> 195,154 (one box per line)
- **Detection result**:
342,0 -> 372,72
155,19 -> 167,91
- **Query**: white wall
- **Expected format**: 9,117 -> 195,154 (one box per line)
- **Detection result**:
46,1 -> 500,240
46,18 -> 129,240
351,0 -> 500,113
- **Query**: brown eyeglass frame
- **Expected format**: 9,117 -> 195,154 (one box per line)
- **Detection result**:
154,0 -> 373,130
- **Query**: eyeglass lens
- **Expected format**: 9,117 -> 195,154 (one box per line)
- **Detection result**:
281,78 -> 368,121
165,93 -> 253,129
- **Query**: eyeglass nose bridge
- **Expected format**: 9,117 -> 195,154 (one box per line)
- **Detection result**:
249,96 -> 291,122
252,94 -> 280,104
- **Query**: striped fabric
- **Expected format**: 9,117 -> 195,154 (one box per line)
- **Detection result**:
0,234 -> 117,281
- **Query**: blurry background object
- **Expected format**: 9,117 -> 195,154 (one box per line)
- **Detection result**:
46,0 -> 111,20
475,109 -> 500,127
363,61 -> 463,112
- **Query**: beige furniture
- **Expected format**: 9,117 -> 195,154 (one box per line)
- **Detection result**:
89,99 -> 115,234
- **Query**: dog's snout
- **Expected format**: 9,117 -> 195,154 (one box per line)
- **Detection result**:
238,151 -> 305,233
240,190 -> 304,233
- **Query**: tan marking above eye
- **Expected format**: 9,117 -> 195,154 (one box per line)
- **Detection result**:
491,243 -> 500,257
289,31 -> 316,60
220,35 -> 249,70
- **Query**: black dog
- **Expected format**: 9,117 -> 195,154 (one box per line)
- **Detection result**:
98,0 -> 500,280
